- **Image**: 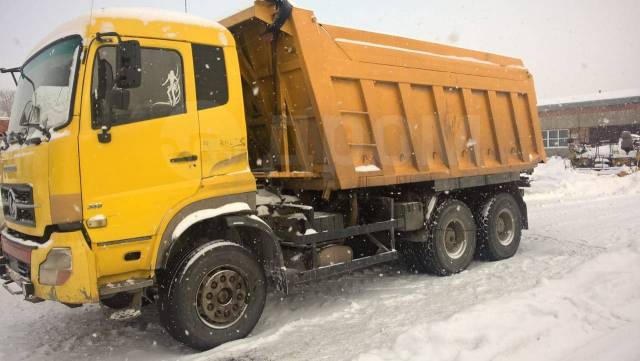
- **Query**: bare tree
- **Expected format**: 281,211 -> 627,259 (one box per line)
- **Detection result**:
0,89 -> 15,117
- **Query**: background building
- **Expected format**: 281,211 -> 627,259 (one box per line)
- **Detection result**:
0,116 -> 8,134
538,91 -> 640,157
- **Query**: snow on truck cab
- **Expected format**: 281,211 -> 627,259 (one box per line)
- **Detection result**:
0,1 -> 545,350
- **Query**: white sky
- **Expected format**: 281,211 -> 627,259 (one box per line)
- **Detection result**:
0,0 -> 638,101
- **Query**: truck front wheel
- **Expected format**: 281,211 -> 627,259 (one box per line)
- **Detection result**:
476,193 -> 522,261
159,241 -> 266,351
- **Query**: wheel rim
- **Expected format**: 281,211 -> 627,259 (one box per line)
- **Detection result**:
443,219 -> 467,260
196,267 -> 249,329
496,208 -> 516,246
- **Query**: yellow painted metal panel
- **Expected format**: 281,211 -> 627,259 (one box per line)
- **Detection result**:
493,91 -> 523,165
469,90 -> 502,167
409,85 -> 449,173
78,38 -> 202,249
199,46 -> 251,179
31,231 -> 99,304
224,3 -> 544,190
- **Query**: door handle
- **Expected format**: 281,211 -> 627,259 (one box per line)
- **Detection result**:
170,154 -> 198,163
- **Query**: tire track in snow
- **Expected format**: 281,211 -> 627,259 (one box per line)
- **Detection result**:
198,231 -> 607,360
199,193 -> 640,360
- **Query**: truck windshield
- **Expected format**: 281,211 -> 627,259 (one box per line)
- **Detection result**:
8,36 -> 82,136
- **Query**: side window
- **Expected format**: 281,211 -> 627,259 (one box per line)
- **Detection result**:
91,46 -> 186,128
192,44 -> 228,110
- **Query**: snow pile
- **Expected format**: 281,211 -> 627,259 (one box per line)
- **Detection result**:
575,141 -> 638,160
526,157 -> 640,202
354,160 -> 640,361
355,164 -> 382,173
256,188 -> 283,205
256,188 -> 301,206
356,246 -> 640,361
93,8 -> 225,30
171,202 -> 251,240
32,86 -> 73,130
335,38 -> 508,67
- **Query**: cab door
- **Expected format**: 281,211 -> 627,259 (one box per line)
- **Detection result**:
78,38 -> 201,247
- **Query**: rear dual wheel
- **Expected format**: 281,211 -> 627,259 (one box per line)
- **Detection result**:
404,199 -> 477,276
476,193 -> 522,261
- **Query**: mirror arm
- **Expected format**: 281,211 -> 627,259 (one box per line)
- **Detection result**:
98,89 -> 129,144
98,126 -> 112,144
96,32 -> 123,44
1,67 -> 21,86
98,95 -> 113,144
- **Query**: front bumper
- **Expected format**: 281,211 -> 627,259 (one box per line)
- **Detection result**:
0,234 -> 39,302
0,230 -> 99,304
0,259 -> 39,302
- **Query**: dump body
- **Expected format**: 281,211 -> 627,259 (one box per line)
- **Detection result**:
222,3 -> 546,191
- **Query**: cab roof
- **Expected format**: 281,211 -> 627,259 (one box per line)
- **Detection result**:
29,7 -> 234,58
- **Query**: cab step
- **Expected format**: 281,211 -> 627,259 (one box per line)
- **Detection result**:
99,278 -> 154,297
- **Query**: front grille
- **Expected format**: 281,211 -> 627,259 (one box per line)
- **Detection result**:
1,184 -> 36,227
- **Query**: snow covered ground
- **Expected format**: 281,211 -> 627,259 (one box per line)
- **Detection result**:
1,158 -> 639,361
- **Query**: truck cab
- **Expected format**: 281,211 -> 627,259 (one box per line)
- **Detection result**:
0,9 -> 257,305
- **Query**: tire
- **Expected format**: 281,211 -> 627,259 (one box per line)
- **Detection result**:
410,199 -> 477,276
100,293 -> 133,310
476,193 -> 522,261
158,241 -> 267,351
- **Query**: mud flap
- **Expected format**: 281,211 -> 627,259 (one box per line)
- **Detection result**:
109,292 -> 143,321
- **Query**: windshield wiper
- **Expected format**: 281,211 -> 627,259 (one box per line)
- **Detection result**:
17,73 -> 51,142
27,120 -> 51,141
5,131 -> 25,146
2,67 -> 51,146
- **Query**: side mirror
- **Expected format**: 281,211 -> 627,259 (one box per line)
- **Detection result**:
115,40 -> 142,89
96,59 -> 113,143
98,89 -> 129,144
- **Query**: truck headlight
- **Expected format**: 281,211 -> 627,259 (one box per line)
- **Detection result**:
39,248 -> 72,286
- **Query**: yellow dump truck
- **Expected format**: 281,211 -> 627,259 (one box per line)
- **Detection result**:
0,2 -> 545,350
